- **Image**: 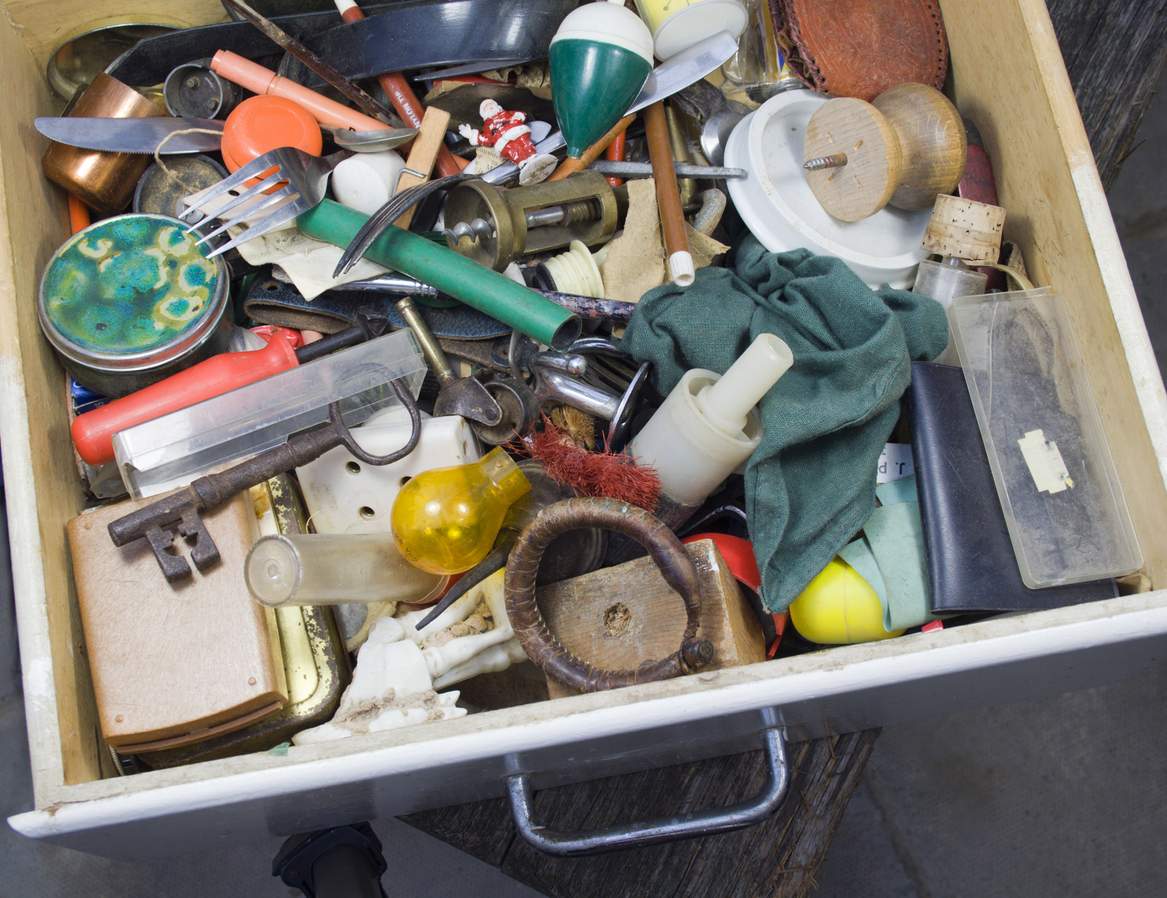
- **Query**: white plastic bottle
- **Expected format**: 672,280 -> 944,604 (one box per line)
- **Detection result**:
629,332 -> 794,524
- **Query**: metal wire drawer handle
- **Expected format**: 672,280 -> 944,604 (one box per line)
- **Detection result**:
505,726 -> 790,856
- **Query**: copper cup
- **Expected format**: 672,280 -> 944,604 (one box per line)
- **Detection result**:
41,72 -> 167,215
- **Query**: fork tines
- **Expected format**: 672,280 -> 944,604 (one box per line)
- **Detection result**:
180,152 -> 297,258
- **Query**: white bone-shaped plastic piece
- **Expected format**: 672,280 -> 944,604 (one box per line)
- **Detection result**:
395,569 -> 523,689
291,570 -> 522,745
292,616 -> 465,745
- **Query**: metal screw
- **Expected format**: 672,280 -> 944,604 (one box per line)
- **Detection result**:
804,153 -> 849,171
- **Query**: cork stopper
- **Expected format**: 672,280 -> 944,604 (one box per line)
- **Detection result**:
922,194 -> 1006,263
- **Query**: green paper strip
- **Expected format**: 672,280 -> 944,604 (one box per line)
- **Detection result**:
863,500 -> 939,633
838,537 -> 888,608
875,474 -> 918,507
297,200 -> 581,349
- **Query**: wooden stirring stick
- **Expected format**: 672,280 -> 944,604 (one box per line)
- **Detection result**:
644,101 -> 694,286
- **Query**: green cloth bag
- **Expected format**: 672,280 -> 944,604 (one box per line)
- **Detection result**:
618,236 -> 949,612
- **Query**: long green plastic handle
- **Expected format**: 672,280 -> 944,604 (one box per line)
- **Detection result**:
297,200 -> 581,349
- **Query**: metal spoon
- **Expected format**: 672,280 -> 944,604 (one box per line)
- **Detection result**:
673,80 -> 750,167
323,125 -> 418,153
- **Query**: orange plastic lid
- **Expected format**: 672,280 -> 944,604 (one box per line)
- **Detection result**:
220,95 -> 323,173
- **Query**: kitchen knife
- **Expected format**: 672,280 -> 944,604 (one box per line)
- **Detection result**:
34,117 -> 225,154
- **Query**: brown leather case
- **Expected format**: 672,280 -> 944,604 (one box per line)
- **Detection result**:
68,492 -> 287,752
130,476 -> 351,769
771,0 -> 949,101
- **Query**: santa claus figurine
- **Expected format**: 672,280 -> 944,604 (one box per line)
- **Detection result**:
458,99 -> 558,185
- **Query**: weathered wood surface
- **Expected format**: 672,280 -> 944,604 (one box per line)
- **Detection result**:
1047,0 -> 1167,190
400,5 -> 1167,896
401,730 -> 881,898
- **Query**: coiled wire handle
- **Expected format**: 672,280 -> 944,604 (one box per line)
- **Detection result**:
505,497 -> 714,692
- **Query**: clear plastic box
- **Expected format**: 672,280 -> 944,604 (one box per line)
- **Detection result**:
948,288 -> 1142,587
113,329 -> 426,498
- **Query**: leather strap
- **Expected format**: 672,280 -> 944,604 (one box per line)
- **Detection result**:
242,277 -> 512,337
107,5 -> 400,86
108,0 -> 575,89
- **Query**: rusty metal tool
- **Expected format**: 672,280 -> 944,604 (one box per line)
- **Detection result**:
395,297 -> 503,428
107,383 -> 420,583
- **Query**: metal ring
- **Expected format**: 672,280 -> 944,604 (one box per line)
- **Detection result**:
504,497 -> 714,692
330,379 -> 421,466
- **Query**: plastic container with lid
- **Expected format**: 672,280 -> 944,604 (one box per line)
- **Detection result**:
220,94 -> 323,180
948,288 -> 1143,588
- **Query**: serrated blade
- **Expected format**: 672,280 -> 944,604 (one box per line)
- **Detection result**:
34,117 -> 224,154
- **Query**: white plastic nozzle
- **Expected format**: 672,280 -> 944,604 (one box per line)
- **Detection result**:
628,332 -> 794,506
668,251 -> 696,287
696,333 -> 793,435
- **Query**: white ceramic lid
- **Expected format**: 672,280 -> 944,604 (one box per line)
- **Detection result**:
652,0 -> 748,60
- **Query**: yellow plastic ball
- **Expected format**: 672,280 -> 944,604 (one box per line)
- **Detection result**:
788,558 -> 905,644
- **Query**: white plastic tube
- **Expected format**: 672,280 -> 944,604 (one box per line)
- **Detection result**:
629,333 -> 793,505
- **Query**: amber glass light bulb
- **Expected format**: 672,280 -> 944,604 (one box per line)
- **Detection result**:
390,447 -> 531,575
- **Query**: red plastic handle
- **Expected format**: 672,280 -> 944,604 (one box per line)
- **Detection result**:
71,334 -> 300,466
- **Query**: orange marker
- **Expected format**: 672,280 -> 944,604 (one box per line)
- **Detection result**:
604,127 -> 626,189
211,50 -> 388,134
68,194 -> 90,234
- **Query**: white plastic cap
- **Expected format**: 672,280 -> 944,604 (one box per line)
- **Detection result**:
668,250 -> 696,286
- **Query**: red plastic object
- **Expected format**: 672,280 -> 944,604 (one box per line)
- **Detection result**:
921,620 -> 945,633
70,333 -> 300,467
220,95 -> 323,177
767,613 -> 790,659
956,144 -> 997,206
681,532 -> 761,593
250,325 -> 306,350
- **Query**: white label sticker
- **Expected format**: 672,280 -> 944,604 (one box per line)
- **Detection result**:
877,443 -> 914,483
1018,429 -> 1073,493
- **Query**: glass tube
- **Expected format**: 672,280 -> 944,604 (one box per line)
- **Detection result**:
245,532 -> 448,608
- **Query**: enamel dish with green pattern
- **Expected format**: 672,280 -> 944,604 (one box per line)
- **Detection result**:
38,213 -> 232,398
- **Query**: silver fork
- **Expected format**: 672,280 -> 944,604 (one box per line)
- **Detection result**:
180,147 -> 351,257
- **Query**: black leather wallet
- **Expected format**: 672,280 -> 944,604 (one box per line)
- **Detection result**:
905,361 -> 1117,613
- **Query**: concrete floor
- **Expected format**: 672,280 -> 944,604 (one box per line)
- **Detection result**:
3,61 -> 1167,898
